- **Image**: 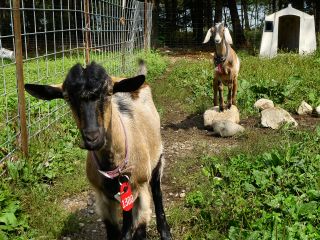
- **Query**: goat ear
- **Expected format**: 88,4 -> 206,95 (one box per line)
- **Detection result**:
224,28 -> 233,45
25,83 -> 63,100
203,27 -> 214,44
113,75 -> 145,94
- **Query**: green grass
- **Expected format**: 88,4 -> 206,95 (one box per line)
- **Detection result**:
155,50 -> 320,117
172,127 -> 320,240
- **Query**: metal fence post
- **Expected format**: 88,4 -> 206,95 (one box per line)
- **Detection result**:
13,0 -> 28,156
144,0 -> 148,51
121,0 -> 126,73
84,0 -> 90,64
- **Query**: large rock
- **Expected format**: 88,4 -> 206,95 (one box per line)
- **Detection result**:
297,101 -> 313,115
204,105 -> 240,128
261,107 -> 298,129
254,98 -> 274,110
212,120 -> 245,137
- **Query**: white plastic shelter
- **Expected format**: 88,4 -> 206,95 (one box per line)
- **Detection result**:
260,4 -> 316,58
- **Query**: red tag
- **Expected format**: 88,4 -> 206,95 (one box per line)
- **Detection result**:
120,182 -> 134,211
216,64 -> 223,74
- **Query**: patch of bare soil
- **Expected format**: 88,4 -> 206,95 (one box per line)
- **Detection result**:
59,54 -> 320,240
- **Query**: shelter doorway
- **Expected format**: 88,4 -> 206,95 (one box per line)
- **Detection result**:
278,15 -> 300,52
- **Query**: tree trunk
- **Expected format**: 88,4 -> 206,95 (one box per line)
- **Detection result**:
214,0 -> 223,24
227,0 -> 247,46
242,0 -> 250,30
315,0 -> 320,32
292,0 -> 304,10
151,0 -> 160,47
205,0 -> 213,28
272,0 -> 277,12
191,0 -> 204,44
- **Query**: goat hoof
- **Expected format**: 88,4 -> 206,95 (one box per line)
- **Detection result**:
227,103 -> 232,109
219,106 -> 224,112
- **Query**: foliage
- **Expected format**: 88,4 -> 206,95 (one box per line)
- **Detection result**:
161,50 -> 320,116
184,126 -> 320,239
0,184 -> 29,239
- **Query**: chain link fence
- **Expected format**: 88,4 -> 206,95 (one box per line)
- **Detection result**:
0,0 -> 152,171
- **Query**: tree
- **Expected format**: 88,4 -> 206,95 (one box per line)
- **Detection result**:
152,0 -> 160,47
204,0 -> 213,28
242,0 -> 250,30
190,0 -> 204,43
227,0 -> 247,46
214,0 -> 223,24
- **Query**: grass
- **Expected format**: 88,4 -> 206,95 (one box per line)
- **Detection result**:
155,50 -> 320,117
168,127 -> 320,239
1,48 -> 320,239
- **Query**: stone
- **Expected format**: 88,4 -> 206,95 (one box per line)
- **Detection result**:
212,120 -> 245,137
316,106 -> 320,117
297,101 -> 313,115
179,193 -> 186,198
203,105 -> 240,129
254,98 -> 274,110
261,107 -> 298,129
79,223 -> 85,228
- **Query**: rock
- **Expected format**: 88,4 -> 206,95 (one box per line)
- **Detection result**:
254,98 -> 274,110
203,105 -> 240,129
261,107 -> 298,129
297,101 -> 313,115
179,193 -> 186,198
212,120 -> 245,137
79,222 -> 85,227
316,106 -> 320,117
88,209 -> 95,214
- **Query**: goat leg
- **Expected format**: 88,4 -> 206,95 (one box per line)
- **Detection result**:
104,220 -> 121,240
132,224 -> 147,240
232,76 -> 238,106
218,80 -> 224,112
151,156 -> 172,240
227,82 -> 233,109
213,77 -> 219,106
121,210 -> 133,240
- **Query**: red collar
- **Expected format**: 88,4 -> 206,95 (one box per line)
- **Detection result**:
91,114 -> 130,179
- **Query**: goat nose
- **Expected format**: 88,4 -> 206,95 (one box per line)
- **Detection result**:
83,130 -> 100,142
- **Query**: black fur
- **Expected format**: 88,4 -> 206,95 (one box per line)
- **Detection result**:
150,155 -> 172,240
133,224 -> 147,240
113,75 -> 145,94
115,95 -> 133,117
24,84 -> 63,100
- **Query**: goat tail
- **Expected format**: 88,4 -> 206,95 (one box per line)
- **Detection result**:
137,59 -> 147,76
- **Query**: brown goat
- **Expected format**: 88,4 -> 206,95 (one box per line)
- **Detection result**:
25,61 -> 171,240
203,22 -> 240,111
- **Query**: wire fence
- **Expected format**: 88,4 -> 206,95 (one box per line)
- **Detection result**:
0,0 -> 152,171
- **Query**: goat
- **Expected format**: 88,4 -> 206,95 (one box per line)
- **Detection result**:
24,61 -> 172,240
203,22 -> 240,111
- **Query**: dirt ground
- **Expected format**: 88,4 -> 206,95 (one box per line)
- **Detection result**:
60,54 -> 320,240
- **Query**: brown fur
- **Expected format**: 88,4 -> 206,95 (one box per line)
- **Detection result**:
204,23 -> 240,111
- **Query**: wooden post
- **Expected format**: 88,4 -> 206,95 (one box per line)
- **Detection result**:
144,0 -> 148,51
84,0 -> 90,64
13,0 -> 28,156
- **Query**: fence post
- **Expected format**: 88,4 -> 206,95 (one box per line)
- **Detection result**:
121,0 -> 126,73
144,0 -> 148,51
13,0 -> 28,156
84,0 -> 90,64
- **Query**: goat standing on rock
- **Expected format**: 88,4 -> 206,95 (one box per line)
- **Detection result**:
25,61 -> 172,240
203,22 -> 240,112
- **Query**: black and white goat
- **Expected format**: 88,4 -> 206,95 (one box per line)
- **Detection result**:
203,22 -> 240,111
25,61 -> 171,240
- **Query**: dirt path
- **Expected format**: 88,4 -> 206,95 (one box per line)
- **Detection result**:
60,55 -> 320,240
